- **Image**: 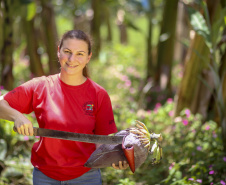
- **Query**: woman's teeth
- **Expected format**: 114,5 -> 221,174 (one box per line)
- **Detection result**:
67,63 -> 77,67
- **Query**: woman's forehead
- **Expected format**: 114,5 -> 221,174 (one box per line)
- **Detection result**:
61,38 -> 88,51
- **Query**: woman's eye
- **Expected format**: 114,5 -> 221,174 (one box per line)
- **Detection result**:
78,53 -> 84,56
64,50 -> 71,54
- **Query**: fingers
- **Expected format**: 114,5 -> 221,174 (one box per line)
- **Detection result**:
119,161 -> 123,169
28,124 -> 34,136
15,123 -> 33,136
17,124 -> 25,135
112,163 -> 119,170
112,161 -> 129,170
123,160 -> 129,169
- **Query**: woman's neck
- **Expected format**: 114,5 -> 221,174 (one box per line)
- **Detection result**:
59,73 -> 87,86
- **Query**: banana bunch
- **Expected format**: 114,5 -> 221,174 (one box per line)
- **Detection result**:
130,120 -> 163,164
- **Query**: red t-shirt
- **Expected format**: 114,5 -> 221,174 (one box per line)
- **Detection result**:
4,74 -> 117,181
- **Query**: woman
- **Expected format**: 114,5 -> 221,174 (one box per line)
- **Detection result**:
0,30 -> 128,185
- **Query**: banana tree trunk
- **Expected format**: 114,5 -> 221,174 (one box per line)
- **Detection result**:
207,0 -> 226,152
0,1 -> 3,52
40,0 -> 59,74
23,18 -> 45,77
221,51 -> 226,108
0,0 -> 14,90
155,0 -> 179,91
219,41 -> 226,152
175,34 -> 210,116
146,0 -> 154,80
191,69 -> 215,118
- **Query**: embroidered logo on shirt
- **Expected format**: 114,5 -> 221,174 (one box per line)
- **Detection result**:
83,101 -> 95,116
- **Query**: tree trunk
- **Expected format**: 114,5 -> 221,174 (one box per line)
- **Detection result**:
73,0 -> 89,32
218,29 -> 226,151
220,47 -> 226,152
174,2 -> 190,63
40,0 -> 59,74
91,0 -> 101,58
175,0 -> 223,120
104,4 -> 112,42
23,18 -> 45,77
155,0 -> 179,91
220,46 -> 226,106
117,9 -> 128,45
206,0 -> 226,152
175,33 -> 210,116
191,69 -> 215,118
146,0 -> 154,80
0,0 -> 3,53
0,0 -> 14,90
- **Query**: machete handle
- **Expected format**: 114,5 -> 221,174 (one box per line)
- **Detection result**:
13,126 -> 38,136
33,127 -> 38,136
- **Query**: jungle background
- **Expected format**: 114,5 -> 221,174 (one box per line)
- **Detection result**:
0,0 -> 226,184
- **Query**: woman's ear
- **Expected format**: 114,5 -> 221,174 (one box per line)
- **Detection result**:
57,46 -> 60,58
87,52 -> 92,64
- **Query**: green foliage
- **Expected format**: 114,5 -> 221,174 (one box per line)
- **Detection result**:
11,0 -> 36,21
90,43 -> 145,129
118,178 -> 136,185
101,102 -> 226,184
88,43 -> 226,184
187,6 -> 211,48
187,1 -> 226,54
26,2 -> 36,21
0,118 -> 34,185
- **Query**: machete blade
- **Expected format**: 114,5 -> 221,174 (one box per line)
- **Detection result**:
32,127 -> 124,144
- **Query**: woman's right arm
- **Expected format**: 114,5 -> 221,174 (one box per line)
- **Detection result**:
0,96 -> 33,136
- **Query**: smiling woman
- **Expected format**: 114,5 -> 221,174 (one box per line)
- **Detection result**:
0,30 -> 129,185
57,30 -> 92,86
58,38 -> 92,85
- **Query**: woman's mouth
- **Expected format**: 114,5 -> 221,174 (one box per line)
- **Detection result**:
66,63 -> 78,68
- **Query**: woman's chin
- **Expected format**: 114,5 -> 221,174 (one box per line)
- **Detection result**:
61,69 -> 82,77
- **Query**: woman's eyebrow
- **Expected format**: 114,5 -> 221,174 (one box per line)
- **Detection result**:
63,47 -> 71,51
63,48 -> 86,53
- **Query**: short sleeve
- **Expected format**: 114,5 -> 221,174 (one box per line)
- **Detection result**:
3,79 -> 35,114
94,91 -> 117,135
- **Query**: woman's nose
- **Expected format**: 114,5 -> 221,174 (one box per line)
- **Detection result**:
69,54 -> 77,62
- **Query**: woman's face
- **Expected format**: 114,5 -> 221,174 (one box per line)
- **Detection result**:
58,38 -> 92,77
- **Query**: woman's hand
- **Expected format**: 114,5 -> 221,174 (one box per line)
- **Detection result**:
0,98 -> 33,136
112,161 -> 129,170
14,116 -> 33,136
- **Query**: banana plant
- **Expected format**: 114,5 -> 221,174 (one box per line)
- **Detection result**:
187,0 -> 226,151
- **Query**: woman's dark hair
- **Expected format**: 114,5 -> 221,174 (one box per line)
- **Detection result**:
59,30 -> 92,78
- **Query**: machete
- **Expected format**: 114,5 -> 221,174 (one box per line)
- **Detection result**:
14,127 -> 124,144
